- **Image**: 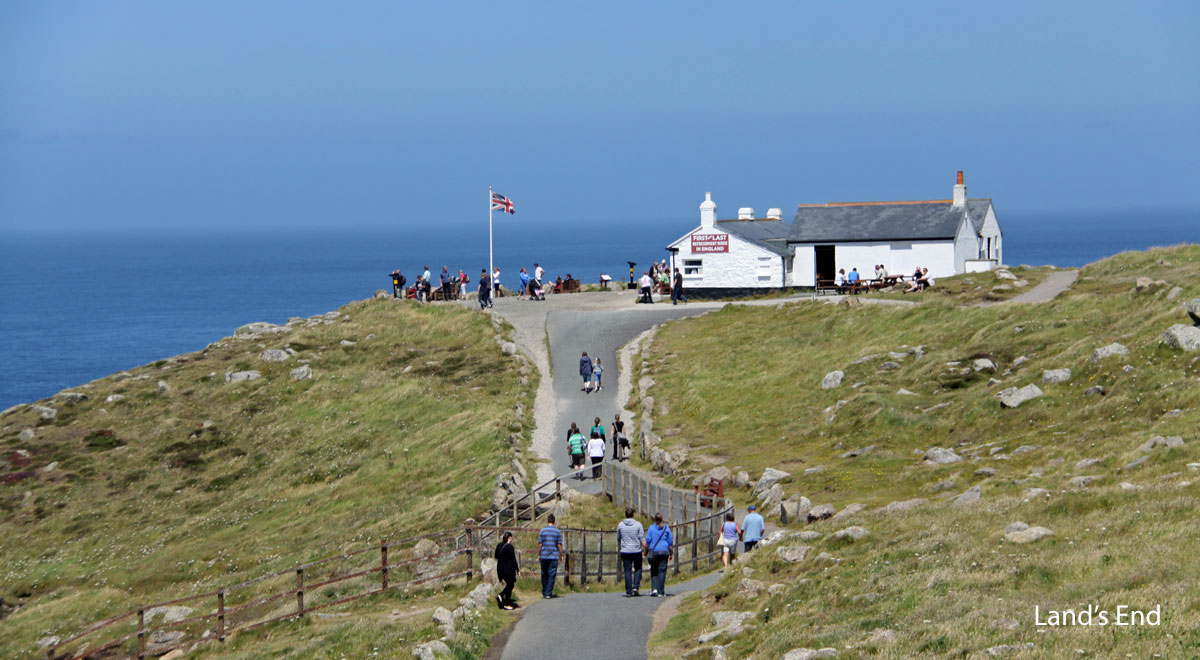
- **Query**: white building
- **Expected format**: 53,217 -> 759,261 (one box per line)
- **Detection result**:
667,172 -> 1002,294
665,194 -> 795,295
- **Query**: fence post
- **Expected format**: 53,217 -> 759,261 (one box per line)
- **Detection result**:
218,590 -> 226,641
598,532 -> 605,583
692,491 -> 701,571
556,478 -> 561,501
381,542 -> 389,591
296,568 -> 305,615
581,532 -> 588,585
136,608 -> 145,659
563,531 -> 572,587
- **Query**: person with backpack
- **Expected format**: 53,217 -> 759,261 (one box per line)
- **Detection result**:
458,269 -> 469,300
567,426 -> 586,479
493,531 -> 520,609
645,513 -> 673,597
616,508 -> 645,596
579,352 -> 594,393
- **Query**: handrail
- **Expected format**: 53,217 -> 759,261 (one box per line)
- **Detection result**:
52,459 -> 734,660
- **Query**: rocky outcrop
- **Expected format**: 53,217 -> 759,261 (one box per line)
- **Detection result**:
821,370 -> 844,390
1164,324 -> 1200,351
996,384 -> 1043,408
753,468 -> 790,495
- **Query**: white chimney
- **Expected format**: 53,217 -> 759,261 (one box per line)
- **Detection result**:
737,207 -> 754,220
952,170 -> 967,207
766,207 -> 783,220
699,192 -> 717,229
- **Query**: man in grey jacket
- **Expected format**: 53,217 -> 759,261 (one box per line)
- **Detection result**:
617,508 -> 645,596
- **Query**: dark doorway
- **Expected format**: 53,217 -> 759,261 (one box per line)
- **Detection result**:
815,245 -> 836,282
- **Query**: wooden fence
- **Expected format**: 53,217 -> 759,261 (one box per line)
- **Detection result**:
48,528 -> 472,660
51,460 -> 732,660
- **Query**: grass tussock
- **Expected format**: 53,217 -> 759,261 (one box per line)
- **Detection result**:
643,245 -> 1200,658
0,298 -> 532,659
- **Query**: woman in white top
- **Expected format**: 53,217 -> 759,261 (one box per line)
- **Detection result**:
587,433 -> 606,479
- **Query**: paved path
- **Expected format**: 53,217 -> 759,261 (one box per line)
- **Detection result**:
1005,269 -> 1079,304
499,570 -> 722,660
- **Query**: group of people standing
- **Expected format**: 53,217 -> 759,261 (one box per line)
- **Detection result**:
388,263 -> 553,308
637,260 -> 687,305
566,413 -> 629,479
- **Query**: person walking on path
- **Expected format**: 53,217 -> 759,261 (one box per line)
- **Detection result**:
478,269 -> 493,310
639,271 -> 654,304
587,431 -> 605,479
616,508 -> 645,597
672,270 -> 687,305
568,427 -> 587,478
439,266 -> 453,301
579,352 -> 594,393
591,357 -> 604,391
494,531 -> 520,610
612,413 -> 628,461
718,511 -> 741,571
538,515 -> 563,599
741,505 -> 765,553
590,417 -> 606,443
645,513 -> 673,597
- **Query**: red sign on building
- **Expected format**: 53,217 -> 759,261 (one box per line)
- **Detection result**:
691,233 -> 729,253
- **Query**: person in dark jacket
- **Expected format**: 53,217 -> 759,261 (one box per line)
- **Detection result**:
439,266 -> 453,301
672,270 -> 687,305
494,531 -> 520,609
389,269 -> 406,298
479,269 -> 493,309
579,352 -> 594,393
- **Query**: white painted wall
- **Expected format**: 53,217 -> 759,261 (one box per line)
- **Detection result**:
953,215 -> 979,274
789,240 -> 958,285
979,207 -> 1002,263
669,229 -> 785,288
792,246 -> 816,287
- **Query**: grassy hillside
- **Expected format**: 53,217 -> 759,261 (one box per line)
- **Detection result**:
641,245 -> 1200,658
0,298 -> 531,659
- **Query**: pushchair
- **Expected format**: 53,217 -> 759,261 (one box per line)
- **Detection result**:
530,280 -> 546,301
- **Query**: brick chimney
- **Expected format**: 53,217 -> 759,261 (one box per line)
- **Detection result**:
700,192 -> 717,229
952,170 -> 967,207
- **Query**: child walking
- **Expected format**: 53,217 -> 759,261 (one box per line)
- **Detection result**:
592,357 -> 603,391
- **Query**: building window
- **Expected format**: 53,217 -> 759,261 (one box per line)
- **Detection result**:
683,259 -> 703,275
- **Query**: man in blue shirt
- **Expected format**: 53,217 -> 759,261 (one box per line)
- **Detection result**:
847,267 -> 860,284
742,504 -> 765,553
538,515 -> 564,598
644,513 -> 674,597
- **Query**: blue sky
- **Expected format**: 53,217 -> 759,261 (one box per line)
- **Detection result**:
1,1 -> 1197,230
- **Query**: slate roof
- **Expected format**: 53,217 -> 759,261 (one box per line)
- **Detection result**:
714,219 -> 793,257
788,200 -> 976,243
966,198 -> 993,234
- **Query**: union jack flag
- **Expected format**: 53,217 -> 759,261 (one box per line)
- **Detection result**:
491,191 -> 515,214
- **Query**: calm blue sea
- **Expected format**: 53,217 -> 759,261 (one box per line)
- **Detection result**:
1,208 -> 1196,409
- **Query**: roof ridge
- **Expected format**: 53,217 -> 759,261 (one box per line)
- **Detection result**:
795,199 -> 953,208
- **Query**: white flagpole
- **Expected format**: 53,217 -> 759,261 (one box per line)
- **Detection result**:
488,186 -> 494,297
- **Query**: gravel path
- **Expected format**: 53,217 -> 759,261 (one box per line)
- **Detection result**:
1004,269 -> 1079,304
